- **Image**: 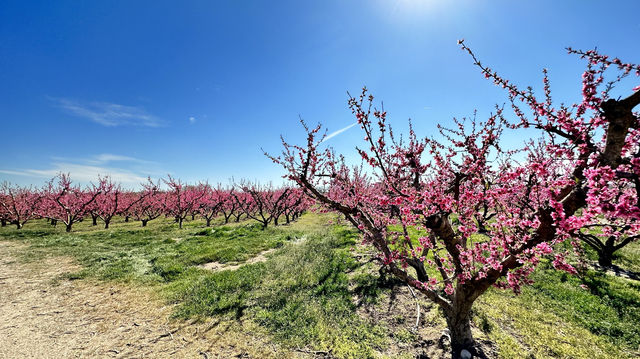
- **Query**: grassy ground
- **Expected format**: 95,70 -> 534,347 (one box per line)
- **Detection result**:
1,214 -> 639,358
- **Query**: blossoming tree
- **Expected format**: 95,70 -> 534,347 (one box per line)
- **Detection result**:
0,182 -> 42,229
128,178 -> 164,227
269,43 -> 640,356
93,176 -> 147,229
281,188 -> 311,224
40,174 -> 102,232
219,189 -> 241,223
162,175 -> 207,229
198,183 -> 226,227
235,181 -> 290,229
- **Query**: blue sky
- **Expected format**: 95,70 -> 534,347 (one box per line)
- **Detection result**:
1,0 -> 639,188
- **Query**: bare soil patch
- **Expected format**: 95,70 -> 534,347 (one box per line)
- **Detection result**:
350,263 -> 496,359
0,241 -> 287,359
197,236 -> 307,272
198,248 -> 278,272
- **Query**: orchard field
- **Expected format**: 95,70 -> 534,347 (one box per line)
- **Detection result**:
0,210 -> 639,358
2,44 -> 640,358
2,2 -> 640,358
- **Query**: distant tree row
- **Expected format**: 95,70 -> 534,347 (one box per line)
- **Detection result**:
0,174 -> 311,232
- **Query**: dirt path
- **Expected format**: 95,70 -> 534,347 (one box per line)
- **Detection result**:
0,241 -> 286,359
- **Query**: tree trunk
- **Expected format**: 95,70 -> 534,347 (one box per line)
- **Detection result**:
444,292 -> 476,358
191,214 -> 195,220
125,216 -> 130,222
104,220 -> 110,229
598,248 -> 614,267
51,219 -> 57,227
16,222 -> 23,229
179,217 -> 183,229
274,217 -> 279,226
142,219 -> 148,227
206,218 -> 212,227
1,219 -> 6,227
65,223 -> 72,232
445,305 -> 475,359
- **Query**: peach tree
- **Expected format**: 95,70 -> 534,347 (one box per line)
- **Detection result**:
268,42 -> 640,356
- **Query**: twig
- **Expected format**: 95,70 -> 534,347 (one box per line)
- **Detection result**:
294,347 -> 332,357
152,328 -> 179,343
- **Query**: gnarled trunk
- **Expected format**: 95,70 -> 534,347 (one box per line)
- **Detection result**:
597,248 -> 614,267
445,305 -> 474,358
141,219 -> 148,227
441,287 -> 482,359
597,236 -> 617,267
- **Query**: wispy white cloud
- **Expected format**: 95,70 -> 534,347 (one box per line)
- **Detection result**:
92,153 -> 139,163
0,153 -> 162,187
189,116 -> 196,124
0,169 -> 30,176
49,153 -> 156,166
50,97 -> 165,127
0,164 -> 147,185
88,153 -> 157,166
321,122 -> 357,144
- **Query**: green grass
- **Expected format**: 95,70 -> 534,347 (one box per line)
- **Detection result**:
474,264 -> 639,358
170,234 -> 387,357
1,214 -> 640,358
1,217 -> 289,282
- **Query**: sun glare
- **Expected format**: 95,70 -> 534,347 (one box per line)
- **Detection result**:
380,0 -> 443,22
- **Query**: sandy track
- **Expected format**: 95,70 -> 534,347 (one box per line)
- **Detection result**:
0,241 -> 285,359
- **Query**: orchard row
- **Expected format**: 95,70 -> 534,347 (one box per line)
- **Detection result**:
0,174 -> 312,232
